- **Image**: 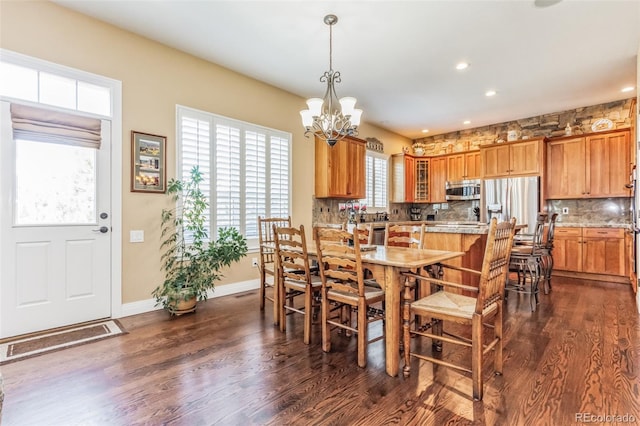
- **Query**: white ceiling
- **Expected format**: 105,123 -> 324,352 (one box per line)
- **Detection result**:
54,0 -> 640,140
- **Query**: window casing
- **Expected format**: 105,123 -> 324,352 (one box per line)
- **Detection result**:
177,106 -> 291,249
362,151 -> 388,210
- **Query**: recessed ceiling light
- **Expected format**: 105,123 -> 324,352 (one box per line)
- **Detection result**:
485,90 -> 497,97
621,86 -> 634,93
421,129 -> 429,134
463,120 -> 471,125
456,62 -> 469,70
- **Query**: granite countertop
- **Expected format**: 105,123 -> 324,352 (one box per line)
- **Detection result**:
555,222 -> 631,229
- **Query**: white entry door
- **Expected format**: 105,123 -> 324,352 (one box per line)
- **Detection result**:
0,102 -> 112,338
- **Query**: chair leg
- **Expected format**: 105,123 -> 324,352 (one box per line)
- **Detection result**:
321,289 -> 331,353
357,298 -> 367,368
495,304 -> 504,375
279,287 -> 287,333
471,313 -> 483,401
303,287 -> 313,345
402,283 -> 412,377
546,253 -> 554,293
433,319 -> 443,352
259,267 -> 266,311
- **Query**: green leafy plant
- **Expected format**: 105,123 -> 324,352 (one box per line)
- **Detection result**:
152,166 -> 248,312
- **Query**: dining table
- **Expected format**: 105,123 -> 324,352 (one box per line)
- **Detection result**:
304,244 -> 464,377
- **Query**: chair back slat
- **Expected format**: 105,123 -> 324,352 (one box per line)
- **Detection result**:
545,213 -> 559,249
273,224 -> 313,284
530,213 -> 548,253
314,227 -> 365,296
258,216 -> 291,266
385,223 -> 424,248
475,217 -> 517,313
354,223 -> 373,245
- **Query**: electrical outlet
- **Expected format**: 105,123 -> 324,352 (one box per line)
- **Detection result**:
129,230 -> 144,243
252,258 -> 258,267
562,207 -> 569,215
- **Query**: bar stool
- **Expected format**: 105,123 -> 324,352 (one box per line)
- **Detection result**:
506,213 -> 547,311
540,213 -> 558,294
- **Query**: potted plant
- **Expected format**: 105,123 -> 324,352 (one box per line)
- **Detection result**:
152,166 -> 248,315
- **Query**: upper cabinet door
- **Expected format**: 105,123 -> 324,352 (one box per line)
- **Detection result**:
586,131 -> 631,197
481,138 -> 545,178
509,140 -> 541,176
429,156 -> 447,203
546,137 -> 586,198
545,129 -> 631,199
464,151 -> 482,179
446,154 -> 465,182
315,136 -> 366,199
481,144 -> 511,178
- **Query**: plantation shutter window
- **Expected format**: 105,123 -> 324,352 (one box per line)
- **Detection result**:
363,151 -> 388,209
177,106 -> 291,247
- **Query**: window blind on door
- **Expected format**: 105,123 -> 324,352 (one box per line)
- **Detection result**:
10,103 -> 101,148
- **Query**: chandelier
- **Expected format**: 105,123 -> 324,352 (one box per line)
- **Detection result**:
300,14 -> 362,147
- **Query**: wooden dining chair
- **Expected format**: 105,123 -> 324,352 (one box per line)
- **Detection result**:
273,224 -> 322,344
257,215 -> 291,324
384,223 -> 424,248
314,226 -> 385,368
354,223 -> 374,245
401,217 -> 517,401
385,222 -> 425,301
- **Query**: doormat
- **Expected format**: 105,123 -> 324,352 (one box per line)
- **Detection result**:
0,319 -> 127,365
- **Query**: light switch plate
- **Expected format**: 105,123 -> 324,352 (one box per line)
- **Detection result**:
130,230 -> 144,243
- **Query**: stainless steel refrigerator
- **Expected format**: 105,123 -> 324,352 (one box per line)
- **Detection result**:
481,176 -> 540,234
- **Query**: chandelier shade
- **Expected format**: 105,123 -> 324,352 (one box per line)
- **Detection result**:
300,14 -> 362,147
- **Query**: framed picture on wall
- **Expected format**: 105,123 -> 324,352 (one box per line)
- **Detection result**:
131,131 -> 166,193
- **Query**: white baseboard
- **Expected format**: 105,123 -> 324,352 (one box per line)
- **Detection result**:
117,279 -> 260,318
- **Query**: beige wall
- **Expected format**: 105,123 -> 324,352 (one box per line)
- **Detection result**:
0,1 -> 411,304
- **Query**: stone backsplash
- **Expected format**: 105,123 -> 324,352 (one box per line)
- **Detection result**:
313,198 -> 410,225
409,200 -> 481,222
412,98 -> 634,155
313,197 -> 632,226
546,198 -> 632,226
313,198 -> 481,224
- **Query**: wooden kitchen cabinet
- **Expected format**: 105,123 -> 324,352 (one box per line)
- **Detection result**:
391,154 -> 430,203
553,227 -> 626,277
546,129 -> 631,199
415,157 -> 429,202
582,228 -> 626,276
481,137 -> 545,178
315,135 -> 366,199
391,153 -> 416,203
423,232 -> 487,289
447,151 -> 481,181
429,156 -> 447,203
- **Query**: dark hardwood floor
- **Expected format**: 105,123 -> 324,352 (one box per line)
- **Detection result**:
2,278 -> 639,425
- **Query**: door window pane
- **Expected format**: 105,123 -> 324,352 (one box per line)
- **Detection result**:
15,139 -> 96,225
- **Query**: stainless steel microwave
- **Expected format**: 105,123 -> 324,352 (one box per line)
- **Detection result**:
445,179 -> 481,200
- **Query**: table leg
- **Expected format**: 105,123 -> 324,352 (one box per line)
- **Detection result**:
384,265 -> 400,376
